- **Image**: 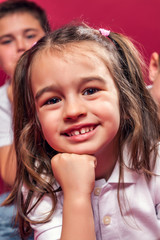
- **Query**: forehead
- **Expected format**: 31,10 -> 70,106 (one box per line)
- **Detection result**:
30,41 -> 115,94
33,41 -> 111,68
0,12 -> 42,34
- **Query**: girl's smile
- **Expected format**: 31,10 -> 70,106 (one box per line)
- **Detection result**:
61,123 -> 99,142
31,42 -> 120,161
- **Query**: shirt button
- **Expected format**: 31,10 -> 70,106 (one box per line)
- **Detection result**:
94,187 -> 101,196
103,216 -> 111,225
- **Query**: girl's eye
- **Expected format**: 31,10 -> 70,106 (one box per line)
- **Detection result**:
44,97 -> 61,105
83,88 -> 100,95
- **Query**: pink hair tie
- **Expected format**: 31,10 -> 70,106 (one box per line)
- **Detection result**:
99,28 -> 110,37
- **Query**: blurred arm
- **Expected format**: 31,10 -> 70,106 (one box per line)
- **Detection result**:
0,144 -> 16,186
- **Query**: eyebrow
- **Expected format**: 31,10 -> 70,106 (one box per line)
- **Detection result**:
35,85 -> 58,101
35,77 -> 106,101
0,28 -> 39,41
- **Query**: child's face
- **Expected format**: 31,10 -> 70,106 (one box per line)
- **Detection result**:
31,43 -> 120,158
0,12 -> 45,79
149,53 -> 160,107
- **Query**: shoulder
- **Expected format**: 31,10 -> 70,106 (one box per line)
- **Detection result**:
22,184 -> 63,239
0,81 -> 9,95
22,183 -> 63,219
0,81 -> 11,109
148,144 -> 160,204
22,184 -> 57,214
0,81 -> 13,146
153,143 -> 160,173
0,84 -> 7,103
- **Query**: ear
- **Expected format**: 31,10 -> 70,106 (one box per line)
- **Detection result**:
149,52 -> 160,83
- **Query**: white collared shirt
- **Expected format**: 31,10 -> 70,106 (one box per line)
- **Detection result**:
23,147 -> 160,240
0,81 -> 13,147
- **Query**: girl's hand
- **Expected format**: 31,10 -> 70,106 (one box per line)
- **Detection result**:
51,154 -> 97,239
51,153 -> 97,197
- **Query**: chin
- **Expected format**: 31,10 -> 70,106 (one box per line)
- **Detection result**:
68,148 -> 96,155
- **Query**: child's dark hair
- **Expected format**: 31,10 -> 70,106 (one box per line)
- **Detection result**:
4,23 -> 160,238
0,0 -> 51,33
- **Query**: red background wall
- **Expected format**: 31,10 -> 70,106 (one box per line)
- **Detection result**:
0,0 -> 159,86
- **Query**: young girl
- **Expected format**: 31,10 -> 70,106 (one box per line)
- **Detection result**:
5,23 -> 160,239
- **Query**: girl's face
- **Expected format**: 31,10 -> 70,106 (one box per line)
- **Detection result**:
0,12 -> 45,79
31,43 -> 120,159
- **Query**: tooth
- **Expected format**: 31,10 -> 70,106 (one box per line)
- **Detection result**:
74,130 -> 80,135
85,128 -> 89,133
67,126 -> 94,137
80,128 -> 86,134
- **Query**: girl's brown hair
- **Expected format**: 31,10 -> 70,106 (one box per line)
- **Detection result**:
4,23 -> 160,238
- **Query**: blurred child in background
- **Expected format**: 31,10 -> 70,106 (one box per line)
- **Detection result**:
0,0 -> 51,238
148,52 -> 160,117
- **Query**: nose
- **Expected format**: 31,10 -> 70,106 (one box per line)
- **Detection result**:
63,98 -> 87,121
16,38 -> 28,52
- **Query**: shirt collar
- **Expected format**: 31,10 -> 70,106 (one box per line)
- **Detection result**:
95,147 -> 139,187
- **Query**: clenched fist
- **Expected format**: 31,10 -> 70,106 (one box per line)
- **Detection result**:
51,153 -> 97,198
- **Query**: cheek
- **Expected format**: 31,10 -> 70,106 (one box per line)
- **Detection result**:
0,51 -> 16,74
41,124 -> 62,153
38,112 -> 59,140
102,109 -> 120,127
41,122 -> 57,145
91,96 -> 120,119
0,53 -> 9,69
26,39 -> 38,50
96,99 -> 120,130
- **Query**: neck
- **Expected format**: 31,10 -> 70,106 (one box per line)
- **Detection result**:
94,141 -> 118,181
